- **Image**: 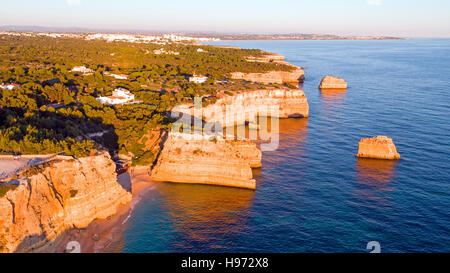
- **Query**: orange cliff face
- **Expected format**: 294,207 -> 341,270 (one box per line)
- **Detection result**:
245,53 -> 286,64
173,89 -> 309,128
356,136 -> 401,160
151,133 -> 262,190
0,152 -> 131,253
151,87 -> 308,190
231,53 -> 305,84
231,68 -> 305,85
319,75 -> 348,90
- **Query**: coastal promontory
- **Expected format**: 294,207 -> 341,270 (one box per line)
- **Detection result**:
231,53 -> 305,84
0,152 -> 131,253
151,133 -> 261,190
173,88 -> 309,128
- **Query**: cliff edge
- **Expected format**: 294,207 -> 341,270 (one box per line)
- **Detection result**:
231,53 -> 305,84
0,152 -> 131,253
173,88 -> 309,128
151,133 -> 261,190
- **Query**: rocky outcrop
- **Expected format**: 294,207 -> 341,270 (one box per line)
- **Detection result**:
356,136 -> 401,160
232,52 -> 305,84
0,152 -> 131,253
231,68 -> 305,84
173,89 -> 309,128
155,88 -> 307,190
246,53 -> 286,64
151,133 -> 261,190
319,75 -> 348,89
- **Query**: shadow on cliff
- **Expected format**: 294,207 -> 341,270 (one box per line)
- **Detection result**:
170,110 -> 223,135
14,234 -> 48,253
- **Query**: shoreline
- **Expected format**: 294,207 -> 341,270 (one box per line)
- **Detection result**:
49,167 -> 159,253
62,48 -> 303,252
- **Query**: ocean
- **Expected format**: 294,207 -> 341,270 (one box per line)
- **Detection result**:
117,39 -> 450,253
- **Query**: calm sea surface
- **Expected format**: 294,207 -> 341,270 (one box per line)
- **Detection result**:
118,40 -> 450,253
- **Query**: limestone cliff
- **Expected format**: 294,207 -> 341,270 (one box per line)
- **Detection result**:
356,136 -> 401,160
151,133 -> 261,190
231,53 -> 305,84
0,152 -> 131,253
246,53 -> 286,64
174,89 -> 309,128
319,75 -> 348,89
231,68 -> 305,84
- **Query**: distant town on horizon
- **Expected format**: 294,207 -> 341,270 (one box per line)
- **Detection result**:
0,25 -> 405,41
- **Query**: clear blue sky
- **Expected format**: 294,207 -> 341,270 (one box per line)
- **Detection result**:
0,0 -> 449,37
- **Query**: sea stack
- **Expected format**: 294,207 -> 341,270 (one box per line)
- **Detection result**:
356,136 -> 401,160
319,75 -> 348,89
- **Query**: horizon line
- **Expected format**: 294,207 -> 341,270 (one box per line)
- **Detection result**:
1,25 -> 446,39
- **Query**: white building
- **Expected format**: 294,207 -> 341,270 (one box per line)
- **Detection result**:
71,66 -> 94,74
96,88 -> 135,105
189,75 -> 208,84
0,83 -> 20,90
104,72 -> 128,80
111,74 -> 128,80
153,48 -> 180,55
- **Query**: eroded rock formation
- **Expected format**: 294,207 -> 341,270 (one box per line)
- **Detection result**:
0,152 -> 131,253
231,53 -> 305,84
356,136 -> 401,160
319,75 -> 348,89
173,88 -> 309,128
246,53 -> 286,64
231,69 -> 305,85
151,133 -> 261,190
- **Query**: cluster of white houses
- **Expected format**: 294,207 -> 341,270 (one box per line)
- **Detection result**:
0,83 -> 20,90
103,71 -> 128,80
71,66 -> 94,74
189,75 -> 208,84
96,88 -> 135,105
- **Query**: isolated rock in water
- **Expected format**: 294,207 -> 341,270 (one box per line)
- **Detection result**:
319,75 -> 348,89
356,136 -> 401,160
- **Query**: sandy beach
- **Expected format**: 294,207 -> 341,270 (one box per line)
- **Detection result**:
46,167 -> 159,253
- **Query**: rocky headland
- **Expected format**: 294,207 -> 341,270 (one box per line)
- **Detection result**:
319,75 -> 348,89
231,69 -> 305,85
173,88 -> 309,128
150,87 -> 309,189
356,136 -> 401,160
245,53 -> 288,64
0,152 -> 131,253
0,49 -> 310,252
231,53 -> 305,84
151,133 -> 261,190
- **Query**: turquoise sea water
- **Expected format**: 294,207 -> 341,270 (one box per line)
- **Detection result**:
120,39 -> 450,253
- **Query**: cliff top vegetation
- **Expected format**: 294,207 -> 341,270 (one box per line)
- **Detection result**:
0,35 -> 292,163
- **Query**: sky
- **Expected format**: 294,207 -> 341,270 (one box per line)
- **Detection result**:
0,0 -> 449,37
